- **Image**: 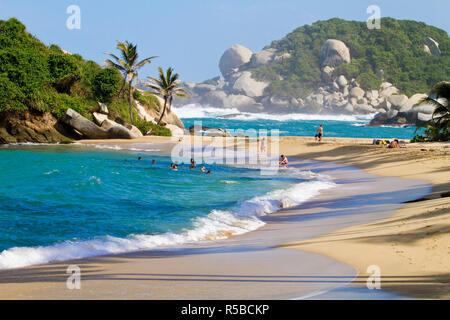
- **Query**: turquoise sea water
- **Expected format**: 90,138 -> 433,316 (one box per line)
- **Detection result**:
173,104 -> 423,139
0,145 -> 333,269
182,117 -> 421,139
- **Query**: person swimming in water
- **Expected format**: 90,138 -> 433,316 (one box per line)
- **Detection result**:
172,164 -> 178,171
190,158 -> 196,168
201,166 -> 206,173
152,160 -> 156,165
138,157 -> 142,161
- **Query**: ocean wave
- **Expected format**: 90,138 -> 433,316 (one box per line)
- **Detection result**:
0,176 -> 334,270
89,144 -> 161,153
172,104 -> 374,122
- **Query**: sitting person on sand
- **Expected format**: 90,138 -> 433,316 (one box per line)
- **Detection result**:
388,139 -> 400,149
315,125 -> 323,142
279,155 -> 288,167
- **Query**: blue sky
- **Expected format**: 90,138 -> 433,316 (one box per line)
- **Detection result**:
0,0 -> 449,82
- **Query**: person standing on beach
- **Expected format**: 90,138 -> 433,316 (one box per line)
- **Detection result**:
260,137 -> 266,153
315,125 -> 323,142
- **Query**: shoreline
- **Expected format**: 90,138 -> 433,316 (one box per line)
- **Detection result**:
0,137 -> 448,299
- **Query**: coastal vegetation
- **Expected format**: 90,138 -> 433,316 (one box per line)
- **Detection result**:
243,18 -> 450,98
105,41 -> 157,124
144,67 -> 187,125
412,81 -> 450,142
0,18 -> 172,139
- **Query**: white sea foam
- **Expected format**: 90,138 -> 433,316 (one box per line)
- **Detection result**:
172,103 -> 374,122
90,144 -> 161,152
0,175 -> 334,270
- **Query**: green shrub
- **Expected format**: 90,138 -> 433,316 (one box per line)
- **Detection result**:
0,73 -> 27,111
48,53 -> 81,93
134,118 -> 172,136
134,91 -> 160,111
92,68 -> 121,103
411,125 -> 449,142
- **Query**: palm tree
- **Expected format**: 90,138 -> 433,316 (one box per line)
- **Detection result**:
144,67 -> 187,125
419,81 -> 450,132
105,41 -> 157,124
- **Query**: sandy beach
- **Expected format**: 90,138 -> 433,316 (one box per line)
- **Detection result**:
0,136 -> 448,299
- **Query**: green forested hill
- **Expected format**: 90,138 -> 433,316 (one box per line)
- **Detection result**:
0,17 -> 163,133
243,18 -> 450,98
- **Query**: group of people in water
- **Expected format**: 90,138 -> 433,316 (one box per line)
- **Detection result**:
170,159 -> 212,174
138,157 -> 211,174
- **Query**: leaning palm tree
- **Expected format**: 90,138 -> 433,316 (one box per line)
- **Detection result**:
143,67 -> 187,125
419,81 -> 450,132
105,41 -> 157,124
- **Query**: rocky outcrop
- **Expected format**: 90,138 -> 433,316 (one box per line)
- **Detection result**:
219,44 -> 253,78
320,39 -> 351,67
0,111 -> 73,144
61,108 -> 109,139
62,109 -> 143,140
93,112 -> 108,126
249,48 -> 276,67
174,37 -> 439,128
425,37 -> 441,56
165,124 -> 185,137
231,71 -> 269,97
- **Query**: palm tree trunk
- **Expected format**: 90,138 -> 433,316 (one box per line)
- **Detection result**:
128,81 -> 134,124
117,78 -> 126,98
156,97 -> 168,126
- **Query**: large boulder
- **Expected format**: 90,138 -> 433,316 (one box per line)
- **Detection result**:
386,109 -> 399,119
249,48 -> 276,67
417,112 -> 433,122
101,119 -> 139,139
274,52 -> 292,62
408,93 -> 428,109
320,39 -> 351,67
337,75 -> 348,87
203,90 -> 228,107
61,108 -> 109,139
412,104 -> 435,114
350,87 -> 365,100
232,71 -> 269,97
321,66 -> 334,83
219,44 -> 253,77
354,104 -> 376,114
388,95 -> 409,110
425,37 -> 441,56
224,94 -> 259,111
380,86 -> 399,99
98,102 -> 109,114
165,124 -> 184,137
93,112 -> 108,126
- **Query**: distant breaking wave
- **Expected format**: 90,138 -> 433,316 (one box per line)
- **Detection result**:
172,103 -> 375,122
